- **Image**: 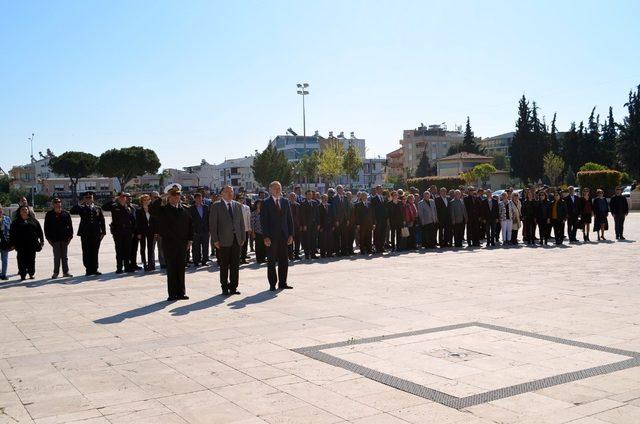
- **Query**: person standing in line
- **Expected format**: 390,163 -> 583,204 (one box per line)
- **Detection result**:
402,194 -> 418,250
210,186 -> 245,295
435,187 -> 451,247
565,186 -> 580,243
261,181 -> 294,291
0,205 -> 11,280
592,188 -> 609,241
189,193 -> 210,267
386,190 -> 402,251
125,194 -> 142,271
449,190 -> 468,248
318,194 -> 333,258
238,194 -> 252,264
498,192 -> 514,247
330,185 -> 348,256
535,191 -> 551,245
549,191 -> 568,245
10,206 -> 44,280
11,197 -> 36,222
299,190 -> 319,260
44,198 -> 74,279
135,194 -> 157,271
370,185 -> 388,254
70,191 -> 106,276
510,191 -> 522,245
344,191 -> 356,255
150,186 -> 192,301
354,191 -> 375,255
102,192 -> 136,273
417,191 -> 438,249
522,189 -> 538,245
287,192 -> 302,260
577,188 -> 592,242
609,186 -> 629,240
149,191 -> 167,269
251,200 -> 266,263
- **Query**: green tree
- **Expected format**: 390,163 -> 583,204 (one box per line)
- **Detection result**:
618,85 -> 640,179
342,141 -> 363,186
492,153 -> 507,170
318,140 -> 344,186
471,163 -> 497,187
415,150 -> 433,177
299,151 -> 320,183
560,122 -> 580,173
461,117 -> 483,154
601,106 -> 618,169
509,95 -> 535,182
543,152 -> 564,186
251,143 -> 292,188
0,175 -> 10,193
548,112 -> 560,154
97,147 -> 161,190
577,107 -> 601,166
579,162 -> 608,171
49,151 -> 98,202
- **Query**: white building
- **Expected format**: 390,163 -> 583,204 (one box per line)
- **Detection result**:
185,156 -> 257,193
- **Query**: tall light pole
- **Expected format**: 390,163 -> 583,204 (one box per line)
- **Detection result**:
296,83 -> 309,153
296,83 -> 309,189
27,133 -> 35,206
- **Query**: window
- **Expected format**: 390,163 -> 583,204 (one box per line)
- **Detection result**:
54,184 -> 65,191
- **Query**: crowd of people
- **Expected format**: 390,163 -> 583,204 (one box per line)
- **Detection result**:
0,182 -> 631,301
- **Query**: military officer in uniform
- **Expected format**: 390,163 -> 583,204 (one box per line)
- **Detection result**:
150,184 -> 193,301
70,191 -> 106,276
103,192 -> 137,273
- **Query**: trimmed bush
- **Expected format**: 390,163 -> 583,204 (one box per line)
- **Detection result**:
406,176 -> 466,193
576,170 -> 622,197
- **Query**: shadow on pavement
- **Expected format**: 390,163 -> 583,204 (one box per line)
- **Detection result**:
94,300 -> 172,324
228,290 -> 278,309
169,294 -> 226,316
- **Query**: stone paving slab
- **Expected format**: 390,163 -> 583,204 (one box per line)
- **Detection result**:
0,213 -> 639,423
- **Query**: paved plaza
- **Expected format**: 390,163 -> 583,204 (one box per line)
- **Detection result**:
1,213 -> 639,424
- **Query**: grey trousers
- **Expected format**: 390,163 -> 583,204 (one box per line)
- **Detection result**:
51,240 -> 70,274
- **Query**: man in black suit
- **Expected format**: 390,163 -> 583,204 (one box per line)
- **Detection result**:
261,181 -> 294,291
610,186 -> 629,240
354,192 -> 375,255
210,186 -> 246,295
287,192 -> 302,260
435,187 -> 451,247
299,189 -> 319,259
479,189 -> 499,246
150,186 -> 193,301
370,185 -> 387,253
564,186 -> 580,243
330,185 -> 349,256
189,192 -> 210,266
70,191 -> 106,276
103,192 -> 137,273
463,187 -> 481,247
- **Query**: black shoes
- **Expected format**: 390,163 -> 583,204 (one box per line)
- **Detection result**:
115,269 -> 124,274
279,284 -> 293,290
167,295 -> 189,301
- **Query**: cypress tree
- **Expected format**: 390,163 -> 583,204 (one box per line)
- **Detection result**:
509,95 -> 533,182
601,106 -> 618,169
549,112 -> 559,154
415,150 -> 432,177
560,122 -> 580,173
618,85 -> 640,179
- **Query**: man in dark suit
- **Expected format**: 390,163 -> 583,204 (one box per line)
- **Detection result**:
610,186 -> 629,240
299,189 -> 319,259
70,191 -> 106,276
449,190 -> 468,248
287,192 -> 302,260
370,185 -> 387,253
435,187 -> 451,247
330,185 -> 349,256
150,186 -> 193,301
463,187 -> 480,247
354,192 -> 375,255
261,181 -> 294,291
564,186 -> 580,243
103,192 -> 137,273
210,186 -> 246,295
479,189 -> 499,247
189,192 -> 210,266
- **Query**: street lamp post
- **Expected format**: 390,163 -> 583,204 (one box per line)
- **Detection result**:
296,83 -> 309,188
27,133 -> 35,207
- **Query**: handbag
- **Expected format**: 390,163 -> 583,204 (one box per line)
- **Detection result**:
400,226 -> 410,238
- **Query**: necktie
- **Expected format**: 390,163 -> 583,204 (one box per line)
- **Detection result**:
228,202 -> 233,220
276,198 -> 281,210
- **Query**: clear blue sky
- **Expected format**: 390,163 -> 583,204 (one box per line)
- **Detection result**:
1,0 -> 639,172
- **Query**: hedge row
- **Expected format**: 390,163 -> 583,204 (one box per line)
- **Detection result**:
406,176 -> 467,193
576,170 -> 622,197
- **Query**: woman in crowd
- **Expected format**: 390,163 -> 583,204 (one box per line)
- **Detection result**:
592,188 -> 609,241
578,188 -> 593,242
251,200 -> 265,264
510,191 -> 522,244
387,190 -> 403,251
522,190 -> 537,245
136,194 -> 157,271
0,205 -> 11,280
9,206 -> 44,280
498,192 -> 514,246
536,191 -> 551,245
402,194 -> 418,250
550,191 -> 568,245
